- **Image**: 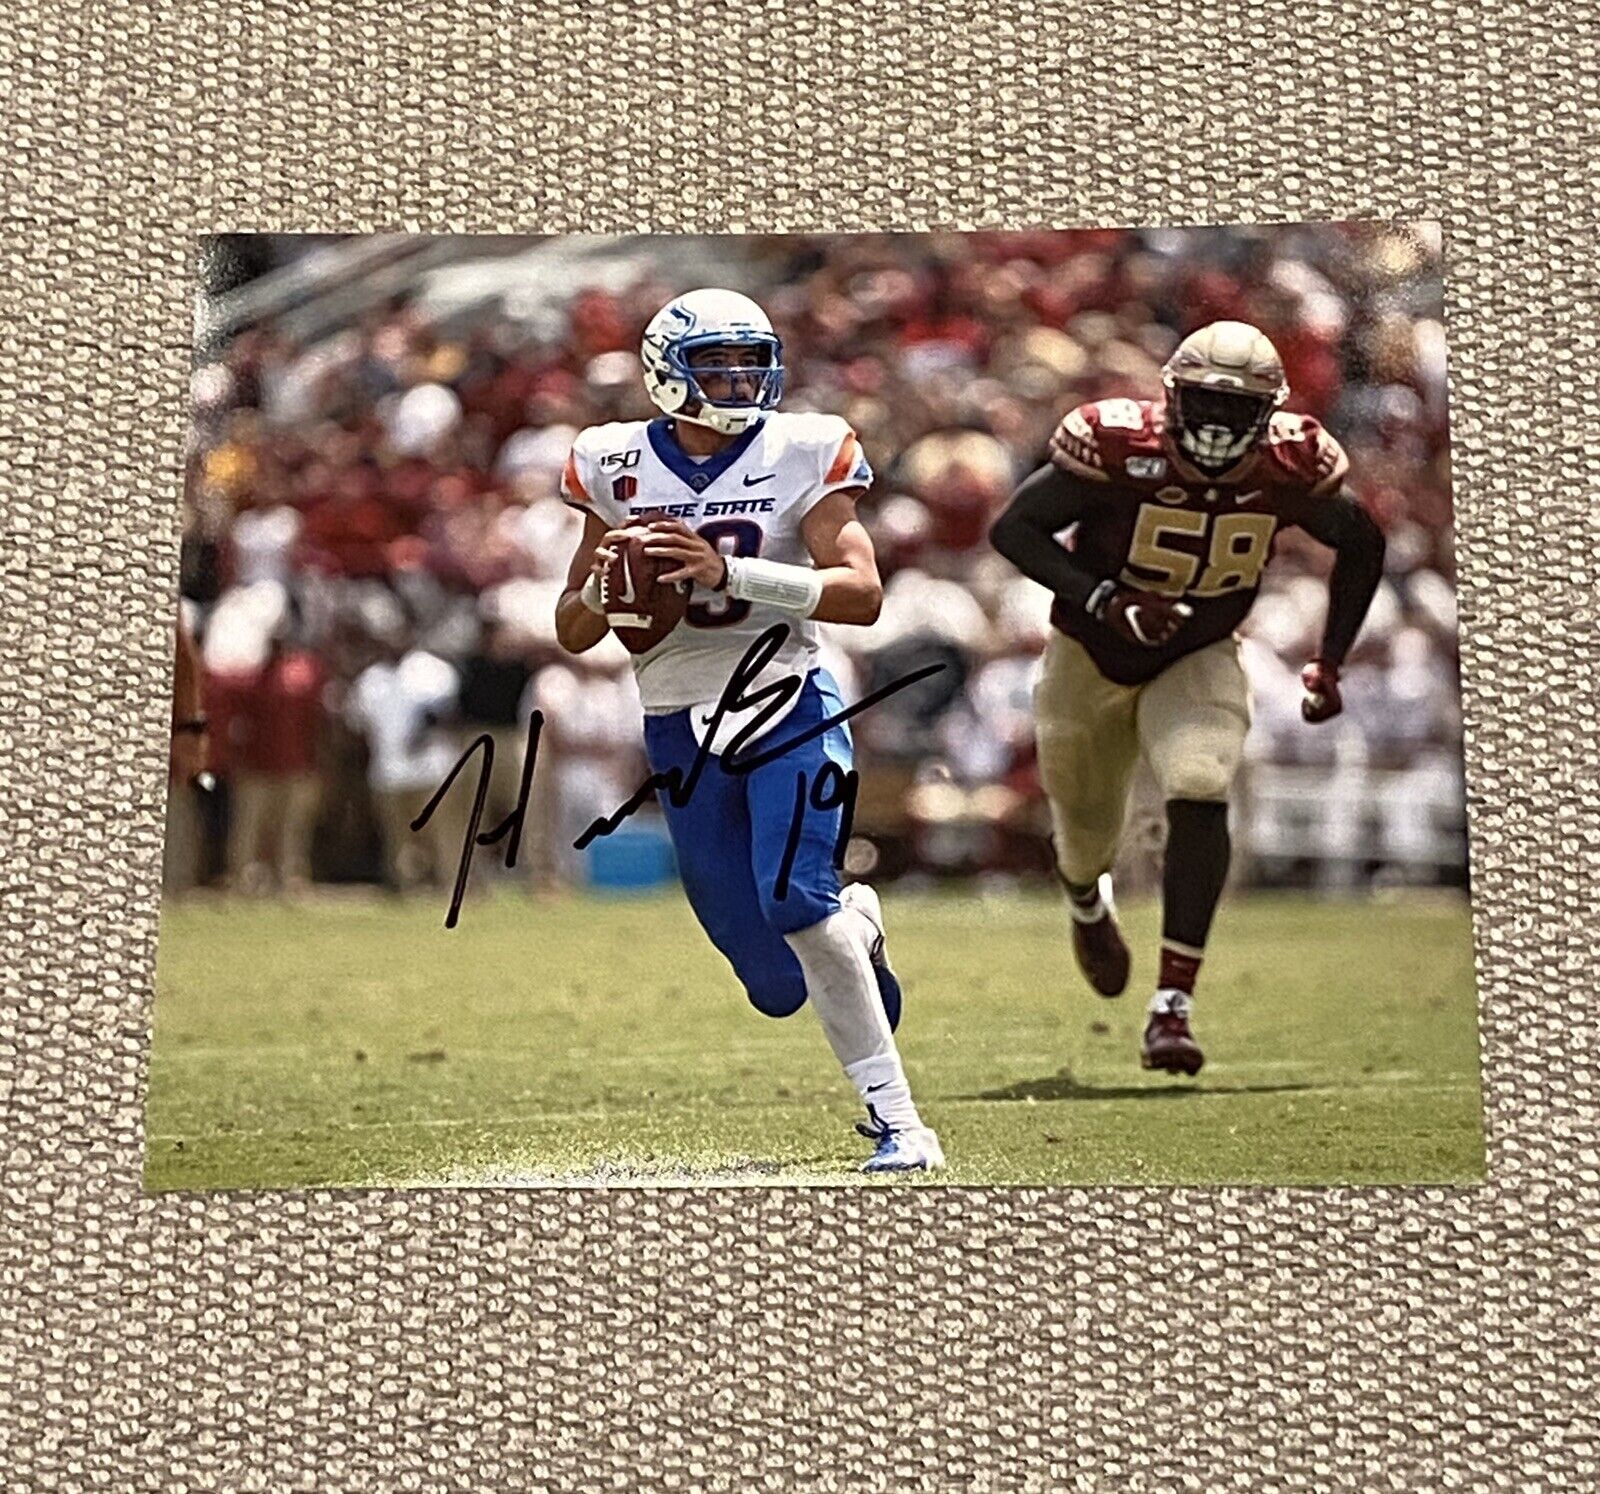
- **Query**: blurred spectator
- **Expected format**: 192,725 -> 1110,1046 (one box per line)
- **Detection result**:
164,598 -> 210,894
454,605 -> 539,880
387,382 -> 463,458
346,631 -> 467,892
527,636 -> 646,885
228,629 -> 326,895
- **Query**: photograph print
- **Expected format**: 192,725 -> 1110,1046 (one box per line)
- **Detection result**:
148,222 -> 1482,1187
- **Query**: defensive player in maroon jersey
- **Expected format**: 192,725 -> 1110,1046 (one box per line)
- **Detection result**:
990,321 -> 1386,1074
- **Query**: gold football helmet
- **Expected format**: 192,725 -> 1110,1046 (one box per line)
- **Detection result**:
1161,321 -> 1290,471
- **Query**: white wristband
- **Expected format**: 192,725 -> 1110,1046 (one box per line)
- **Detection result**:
579,570 -> 605,615
723,556 -> 825,618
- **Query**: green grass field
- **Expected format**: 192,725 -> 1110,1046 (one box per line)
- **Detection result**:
143,887 -> 1485,1190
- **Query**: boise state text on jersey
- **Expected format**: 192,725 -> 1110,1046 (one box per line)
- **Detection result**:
561,411 -> 872,712
1047,398 -> 1351,685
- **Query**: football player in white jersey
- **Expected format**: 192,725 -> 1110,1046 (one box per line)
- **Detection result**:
553,288 -> 944,1173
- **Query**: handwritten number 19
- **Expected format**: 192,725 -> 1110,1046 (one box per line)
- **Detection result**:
772,761 -> 859,902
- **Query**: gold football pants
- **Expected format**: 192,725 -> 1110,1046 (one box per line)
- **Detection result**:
1034,632 -> 1251,887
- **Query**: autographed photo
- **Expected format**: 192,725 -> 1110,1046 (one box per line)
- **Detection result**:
147,224 -> 1482,1188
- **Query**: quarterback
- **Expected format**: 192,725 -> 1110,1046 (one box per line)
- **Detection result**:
554,288 -> 944,1172
991,321 -> 1386,1075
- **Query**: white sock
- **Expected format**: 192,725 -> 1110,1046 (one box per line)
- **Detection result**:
784,910 -> 923,1131
1149,987 -> 1193,1017
843,1052 -> 920,1132
1065,890 -> 1107,925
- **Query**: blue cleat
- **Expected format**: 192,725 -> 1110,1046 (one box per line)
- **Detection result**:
856,1115 -> 946,1174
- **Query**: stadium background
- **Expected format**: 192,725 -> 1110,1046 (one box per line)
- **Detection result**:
170,224 -> 1463,902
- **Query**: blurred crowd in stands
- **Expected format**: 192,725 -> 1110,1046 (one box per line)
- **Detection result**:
169,225 -> 1466,897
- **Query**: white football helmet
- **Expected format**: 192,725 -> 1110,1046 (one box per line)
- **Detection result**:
1161,320 -> 1290,472
641,288 -> 785,436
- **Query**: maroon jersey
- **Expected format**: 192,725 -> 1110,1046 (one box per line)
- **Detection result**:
1047,397 -> 1350,685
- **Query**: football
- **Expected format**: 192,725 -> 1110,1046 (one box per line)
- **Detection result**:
602,525 -> 690,654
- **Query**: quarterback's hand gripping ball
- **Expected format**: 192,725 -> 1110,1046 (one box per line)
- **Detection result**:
1300,658 -> 1344,723
1093,584 -> 1194,648
641,519 -> 732,591
601,525 -> 690,654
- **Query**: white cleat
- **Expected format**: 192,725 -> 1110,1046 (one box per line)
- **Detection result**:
858,1122 -> 946,1174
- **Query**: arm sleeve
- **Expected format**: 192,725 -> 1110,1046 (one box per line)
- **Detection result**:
1290,486 -> 1387,666
989,462 -> 1109,613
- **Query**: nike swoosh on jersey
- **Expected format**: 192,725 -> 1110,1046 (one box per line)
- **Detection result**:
742,473 -> 776,486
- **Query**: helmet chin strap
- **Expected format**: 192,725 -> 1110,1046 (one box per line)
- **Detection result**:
675,395 -> 761,436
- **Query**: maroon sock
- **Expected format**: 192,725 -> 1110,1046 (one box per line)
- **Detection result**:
1158,941 -> 1203,995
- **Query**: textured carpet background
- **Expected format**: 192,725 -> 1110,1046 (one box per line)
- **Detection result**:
2,3 -> 1596,1489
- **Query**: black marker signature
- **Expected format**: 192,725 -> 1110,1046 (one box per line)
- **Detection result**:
414,624 -> 945,928
408,711 -> 545,930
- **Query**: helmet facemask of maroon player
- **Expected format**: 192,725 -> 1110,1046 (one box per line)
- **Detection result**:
1161,321 -> 1291,474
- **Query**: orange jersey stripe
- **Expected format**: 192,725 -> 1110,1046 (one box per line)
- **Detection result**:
562,451 -> 591,505
824,430 -> 860,486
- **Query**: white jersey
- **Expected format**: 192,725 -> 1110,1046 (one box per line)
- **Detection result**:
562,412 -> 873,715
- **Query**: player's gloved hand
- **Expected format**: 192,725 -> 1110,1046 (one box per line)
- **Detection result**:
643,519 -> 730,589
1088,582 -> 1193,648
1300,658 -> 1344,723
